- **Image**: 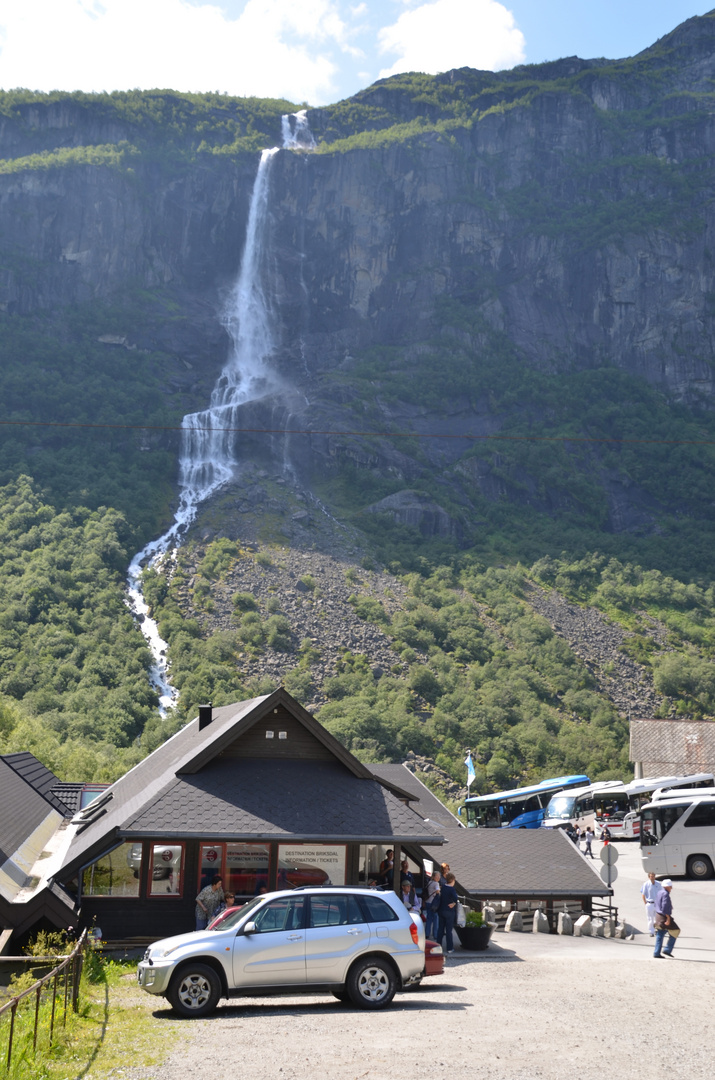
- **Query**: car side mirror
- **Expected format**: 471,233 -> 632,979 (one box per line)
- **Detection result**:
242,921 -> 257,935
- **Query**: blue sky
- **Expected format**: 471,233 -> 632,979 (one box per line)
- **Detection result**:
0,1 -> 711,107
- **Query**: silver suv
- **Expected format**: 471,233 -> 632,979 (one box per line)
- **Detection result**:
137,887 -> 425,1017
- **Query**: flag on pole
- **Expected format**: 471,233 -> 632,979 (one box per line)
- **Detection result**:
465,752 -> 476,788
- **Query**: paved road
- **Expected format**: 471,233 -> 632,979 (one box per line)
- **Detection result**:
595,837 -> 715,962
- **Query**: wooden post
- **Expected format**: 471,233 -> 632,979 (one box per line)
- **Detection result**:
393,844 -> 401,898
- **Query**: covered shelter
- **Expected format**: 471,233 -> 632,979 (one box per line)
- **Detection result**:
420,827 -> 612,925
630,717 -> 715,777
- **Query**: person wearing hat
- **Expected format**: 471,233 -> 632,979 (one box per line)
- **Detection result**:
653,879 -> 677,958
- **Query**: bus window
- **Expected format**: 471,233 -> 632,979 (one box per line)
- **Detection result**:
684,802 -> 715,828
640,804 -> 688,846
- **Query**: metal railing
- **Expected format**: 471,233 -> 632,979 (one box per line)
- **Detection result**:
0,930 -> 88,1072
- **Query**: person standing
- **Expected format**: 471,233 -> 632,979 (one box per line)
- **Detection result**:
584,826 -> 595,859
424,869 -> 441,940
438,871 -> 459,954
641,872 -> 664,936
195,875 -> 224,931
653,879 -> 677,958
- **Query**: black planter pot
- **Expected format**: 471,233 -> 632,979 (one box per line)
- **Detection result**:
455,924 -> 494,951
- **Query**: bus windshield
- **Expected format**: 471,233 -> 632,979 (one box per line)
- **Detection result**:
543,795 -> 576,822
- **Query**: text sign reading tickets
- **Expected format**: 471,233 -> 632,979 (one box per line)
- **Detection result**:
277,845 -> 347,888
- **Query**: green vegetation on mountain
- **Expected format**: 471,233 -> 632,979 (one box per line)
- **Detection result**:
0,476 -> 175,780
0,309 -> 180,545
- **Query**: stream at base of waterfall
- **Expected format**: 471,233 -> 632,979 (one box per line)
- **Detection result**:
126,112 -> 313,714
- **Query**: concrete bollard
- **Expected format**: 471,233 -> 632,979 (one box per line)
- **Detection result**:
603,917 -> 616,938
557,912 -> 573,935
591,918 -> 605,937
533,910 -> 550,934
505,910 -> 523,932
574,915 -> 591,937
614,921 -> 628,939
483,905 -> 497,926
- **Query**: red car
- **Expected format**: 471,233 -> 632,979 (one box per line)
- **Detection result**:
424,938 -> 444,978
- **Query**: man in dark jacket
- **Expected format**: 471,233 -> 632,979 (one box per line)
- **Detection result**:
653,879 -> 676,958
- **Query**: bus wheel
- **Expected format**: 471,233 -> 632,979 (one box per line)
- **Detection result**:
686,854 -> 714,880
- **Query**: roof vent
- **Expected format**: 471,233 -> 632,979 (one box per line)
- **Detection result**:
199,702 -> 213,730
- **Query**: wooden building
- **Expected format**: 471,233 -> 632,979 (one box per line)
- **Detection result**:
47,689 -> 444,944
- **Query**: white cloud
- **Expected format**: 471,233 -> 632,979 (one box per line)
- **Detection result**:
0,0 -> 353,104
378,0 -> 525,78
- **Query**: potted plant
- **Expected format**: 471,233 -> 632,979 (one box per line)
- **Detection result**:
456,909 -> 494,951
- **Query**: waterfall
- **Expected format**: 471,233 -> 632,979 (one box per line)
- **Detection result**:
281,110 -> 316,151
126,116 -> 314,714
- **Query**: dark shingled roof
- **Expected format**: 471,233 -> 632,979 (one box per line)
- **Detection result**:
423,827 -> 611,899
1,752 -> 73,816
0,759 -> 63,864
367,764 -> 462,831
125,758 -> 443,842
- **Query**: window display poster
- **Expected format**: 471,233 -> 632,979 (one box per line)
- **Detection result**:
277,844 -> 347,889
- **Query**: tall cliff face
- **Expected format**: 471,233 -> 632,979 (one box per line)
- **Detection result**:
2,14 -> 715,566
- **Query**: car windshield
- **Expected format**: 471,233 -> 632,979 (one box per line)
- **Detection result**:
209,895 -> 264,930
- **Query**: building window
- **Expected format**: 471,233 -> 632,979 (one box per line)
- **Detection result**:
277,844 -> 346,889
198,842 -> 271,898
83,843 -> 140,898
225,843 -> 270,898
149,844 -> 184,896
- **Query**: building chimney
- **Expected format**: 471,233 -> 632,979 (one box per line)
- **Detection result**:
198,702 -> 213,730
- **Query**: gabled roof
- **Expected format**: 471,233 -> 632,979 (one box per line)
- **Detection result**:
0,758 -> 63,868
58,689 -> 445,879
422,827 -> 610,899
1,752 -> 72,816
630,718 -> 715,774
367,764 -> 462,830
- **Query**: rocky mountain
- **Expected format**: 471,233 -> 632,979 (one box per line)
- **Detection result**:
2,13 -> 715,573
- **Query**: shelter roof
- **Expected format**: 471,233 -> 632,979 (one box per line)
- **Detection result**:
422,827 -> 610,899
367,764 -> 462,830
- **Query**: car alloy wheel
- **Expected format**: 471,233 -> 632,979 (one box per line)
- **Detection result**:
347,955 -> 397,1009
169,964 -> 221,1017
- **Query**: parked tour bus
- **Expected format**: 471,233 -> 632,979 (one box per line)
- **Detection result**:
543,774 -> 715,838
461,774 -> 590,829
640,793 -> 715,879
542,781 -> 629,835
621,773 -> 715,838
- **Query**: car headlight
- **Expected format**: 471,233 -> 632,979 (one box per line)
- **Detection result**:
148,944 -> 182,959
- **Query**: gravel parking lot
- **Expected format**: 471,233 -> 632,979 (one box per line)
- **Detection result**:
117,842 -> 715,1080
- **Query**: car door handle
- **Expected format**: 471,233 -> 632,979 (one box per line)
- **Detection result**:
346,929 -> 364,935
287,934 -> 303,941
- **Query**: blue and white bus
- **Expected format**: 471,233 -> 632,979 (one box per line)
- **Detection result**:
461,774 -> 590,829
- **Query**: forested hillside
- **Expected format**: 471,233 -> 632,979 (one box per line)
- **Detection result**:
2,12 -> 715,790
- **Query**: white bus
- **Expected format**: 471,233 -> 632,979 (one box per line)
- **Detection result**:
620,774 -> 714,837
542,774 -> 715,838
542,781 -> 630,836
640,793 -> 715,879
